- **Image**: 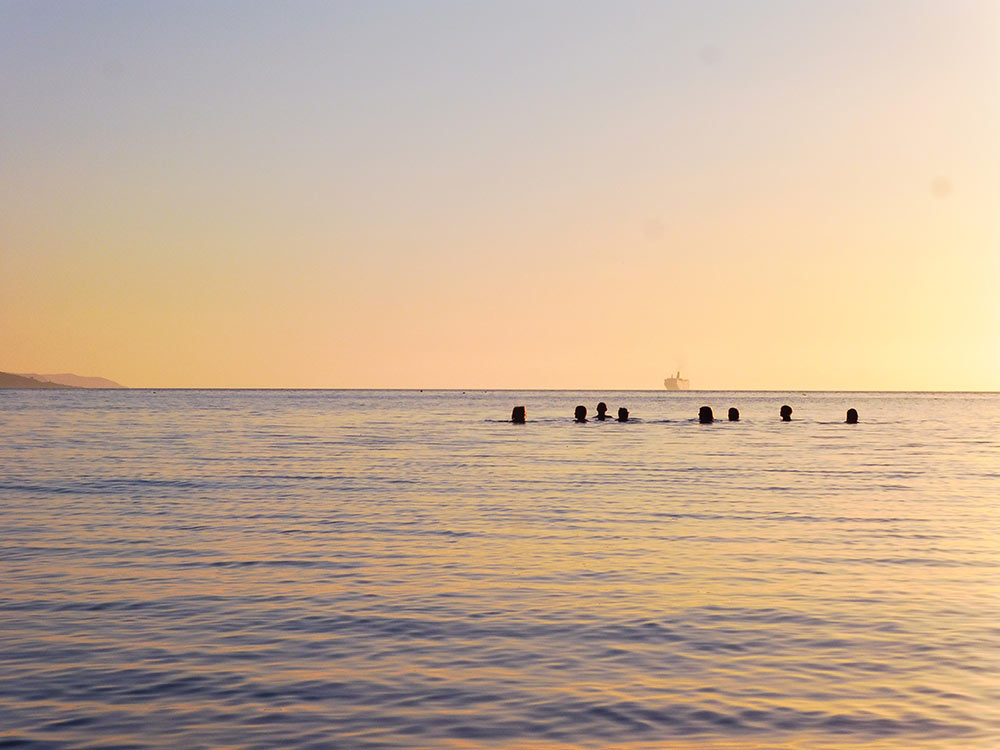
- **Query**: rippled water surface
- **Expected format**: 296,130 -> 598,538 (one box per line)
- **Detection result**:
1,390 -> 998,749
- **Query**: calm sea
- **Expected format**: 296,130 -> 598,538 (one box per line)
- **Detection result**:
1,390 -> 998,749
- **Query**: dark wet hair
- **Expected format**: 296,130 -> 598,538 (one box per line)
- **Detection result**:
596,401 -> 608,413
617,407 -> 629,422
728,407 -> 739,421
780,404 -> 793,421
574,405 -> 587,422
699,406 -> 714,424
511,406 -> 526,424
846,408 -> 858,424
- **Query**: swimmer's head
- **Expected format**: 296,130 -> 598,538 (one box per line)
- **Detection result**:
699,406 -> 714,424
780,404 -> 793,421
511,406 -> 526,424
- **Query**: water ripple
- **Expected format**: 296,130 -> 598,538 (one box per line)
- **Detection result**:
1,390 -> 999,748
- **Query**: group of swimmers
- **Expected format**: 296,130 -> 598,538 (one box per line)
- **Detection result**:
510,403 -> 860,424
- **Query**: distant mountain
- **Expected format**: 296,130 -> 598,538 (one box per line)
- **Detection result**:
0,371 -> 75,389
18,373 -> 125,389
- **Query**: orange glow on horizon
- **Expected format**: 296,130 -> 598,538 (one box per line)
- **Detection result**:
1,3 -> 997,390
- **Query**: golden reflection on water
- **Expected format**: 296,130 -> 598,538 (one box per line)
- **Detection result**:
0,390 -> 998,748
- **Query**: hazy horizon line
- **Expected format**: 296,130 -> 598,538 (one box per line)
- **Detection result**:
10,387 -> 999,394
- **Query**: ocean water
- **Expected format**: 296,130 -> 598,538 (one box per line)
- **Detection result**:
1,389 -> 998,749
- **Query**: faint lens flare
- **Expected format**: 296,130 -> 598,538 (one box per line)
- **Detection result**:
699,45 -> 722,66
642,218 -> 665,242
930,176 -> 953,198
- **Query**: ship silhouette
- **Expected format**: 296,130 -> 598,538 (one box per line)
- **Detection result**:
663,371 -> 690,390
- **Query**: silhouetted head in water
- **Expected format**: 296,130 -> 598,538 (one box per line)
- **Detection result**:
780,404 -> 793,421
511,406 -> 526,424
846,408 -> 858,424
596,402 -> 609,420
617,407 -> 629,422
728,407 -> 740,422
699,406 -> 714,424
574,405 -> 587,422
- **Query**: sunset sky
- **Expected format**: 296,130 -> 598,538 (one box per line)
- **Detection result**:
2,1 -> 997,390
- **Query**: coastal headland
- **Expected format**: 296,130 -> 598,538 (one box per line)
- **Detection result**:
0,372 -> 125,389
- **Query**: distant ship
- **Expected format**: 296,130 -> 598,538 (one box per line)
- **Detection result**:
663,371 -> 690,390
